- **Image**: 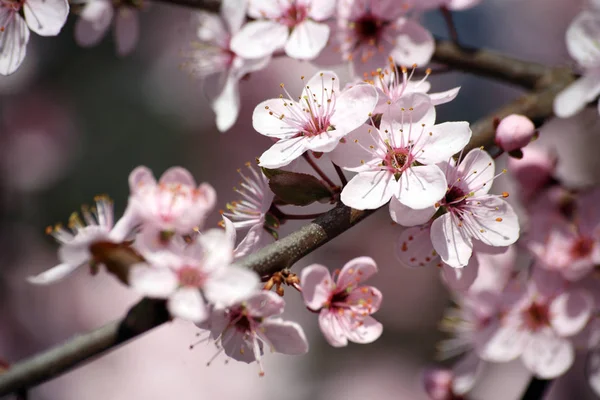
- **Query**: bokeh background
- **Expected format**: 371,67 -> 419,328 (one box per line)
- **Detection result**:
1,0 -> 599,399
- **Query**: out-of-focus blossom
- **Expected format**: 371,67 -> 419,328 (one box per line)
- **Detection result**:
197,290 -> 308,375
507,146 -> 557,203
586,319 -> 600,397
254,71 -> 378,169
495,114 -> 536,153
332,94 -> 470,210
554,9 -> 600,118
300,257 -> 383,347
0,0 -> 69,75
28,196 -> 135,284
130,229 -> 260,323
422,355 -> 480,400
74,0 -> 140,56
127,166 -> 216,235
334,0 -> 435,73
230,0 -> 336,60
364,58 -> 460,114
390,148 -> 519,268
186,0 -> 270,132
478,268 -> 594,379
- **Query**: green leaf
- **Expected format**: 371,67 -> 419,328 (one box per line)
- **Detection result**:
268,171 -> 332,206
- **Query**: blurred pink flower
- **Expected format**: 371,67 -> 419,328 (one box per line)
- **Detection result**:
0,0 -> 68,75
495,114 -> 536,153
422,355 -> 481,400
333,94 -> 470,211
127,166 -> 216,235
507,146 -> 557,203
300,256 -> 383,347
198,290 -> 308,375
255,70 -> 378,168
130,228 -> 260,323
74,0 -> 140,56
230,0 -> 335,60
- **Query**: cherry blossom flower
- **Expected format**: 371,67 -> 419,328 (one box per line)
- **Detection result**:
363,59 -> 460,115
74,0 -> 140,57
196,290 -> 308,375
230,0 -> 335,60
390,148 -> 519,268
334,0 -> 435,73
507,146 -> 557,203
331,93 -> 471,210
300,257 -> 383,347
254,71 -> 378,169
554,9 -> 600,118
185,0 -> 271,132
478,267 -> 594,378
28,195 -> 135,284
422,355 -> 481,400
0,0 -> 69,75
129,229 -> 260,323
495,114 -> 536,153
127,166 -> 216,235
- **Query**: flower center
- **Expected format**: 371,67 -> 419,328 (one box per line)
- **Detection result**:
177,266 -> 205,287
279,3 -> 308,27
444,186 -> 467,206
354,14 -> 384,44
522,302 -> 550,331
382,146 -> 412,178
570,236 -> 594,259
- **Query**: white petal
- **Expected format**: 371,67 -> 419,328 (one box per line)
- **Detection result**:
430,87 -> 460,106
252,98 -> 301,139
27,263 -> 80,284
330,84 -> 379,135
308,0 -> 336,20
431,213 -> 474,268
389,195 -> 437,226
221,0 -> 247,34
300,264 -> 332,310
24,0 -> 69,36
566,11 -> 600,68
416,122 -> 472,165
328,124 -> 381,169
129,264 -> 178,298
553,75 -> 600,118
469,196 -> 520,248
0,14 -> 30,76
440,255 -> 479,292
114,8 -> 138,56
340,170 -> 397,210
198,228 -> 234,271
522,330 -> 575,379
452,352 -> 482,395
285,20 -> 329,60
230,20 -> 288,59
456,148 -> 495,196
477,322 -> 528,362
203,266 -> 260,308
212,71 -> 240,132
301,70 -> 340,100
397,165 -> 447,210
318,312 -> 348,347
390,19 -> 434,66
74,0 -> 113,47
587,343 -> 600,397
550,289 -> 594,337
258,136 -> 308,169
344,315 -> 383,344
168,287 -> 208,323
259,318 -> 309,355
244,290 -> 285,318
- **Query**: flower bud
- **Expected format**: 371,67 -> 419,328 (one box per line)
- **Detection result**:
495,114 -> 536,153
422,368 -> 454,400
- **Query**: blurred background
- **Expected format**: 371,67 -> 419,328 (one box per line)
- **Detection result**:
1,0 -> 598,399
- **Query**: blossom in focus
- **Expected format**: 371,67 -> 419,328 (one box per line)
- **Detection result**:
254,71 -> 378,169
74,0 -> 140,56
197,290 -> 308,375
301,257 -> 383,347
0,0 -> 69,75
495,114 -> 536,153
507,146 -> 557,203
129,229 -> 260,323
186,0 -> 271,132
28,196 -> 135,284
390,148 -> 519,268
230,0 -> 336,60
331,94 -> 471,210
554,9 -> 600,118
334,0 -> 435,73
127,166 -> 216,235
478,267 -> 594,378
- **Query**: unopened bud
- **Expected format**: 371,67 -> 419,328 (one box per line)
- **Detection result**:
495,114 -> 536,153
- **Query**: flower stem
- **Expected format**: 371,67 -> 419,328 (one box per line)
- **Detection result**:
302,153 -> 337,189
440,6 -> 459,44
520,378 -> 551,400
333,163 -> 348,186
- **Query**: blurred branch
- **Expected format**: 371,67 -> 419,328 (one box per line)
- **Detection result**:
0,49 -> 576,396
152,0 -> 220,12
520,377 -> 551,400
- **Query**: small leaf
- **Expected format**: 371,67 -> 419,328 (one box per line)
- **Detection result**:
261,167 -> 284,179
269,171 -> 332,206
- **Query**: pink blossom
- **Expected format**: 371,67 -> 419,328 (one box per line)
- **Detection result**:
28,196 -> 136,284
129,229 -> 260,323
254,71 -> 378,169
507,146 -> 557,203
332,93 -> 471,210
300,257 -> 383,347
197,290 -> 308,375
74,0 -> 139,57
478,268 -> 594,378
230,0 -> 335,60
554,10 -> 600,118
0,0 -> 69,75
422,355 -> 481,400
390,148 -> 519,268
586,319 -> 600,397
495,114 -> 536,153
185,0 -> 270,132
334,0 -> 435,73
127,166 -> 216,235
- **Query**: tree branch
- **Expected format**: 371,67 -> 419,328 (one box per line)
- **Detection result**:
0,50 -> 576,396
520,377 -> 551,400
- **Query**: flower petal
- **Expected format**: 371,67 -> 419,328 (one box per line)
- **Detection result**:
440,255 -> 479,292
318,311 -> 348,347
554,74 -> 600,118
167,287 -> 208,323
330,84 -> 379,135
258,136 -> 308,169
397,165 -> 447,210
198,228 -> 234,271
23,0 -> 68,36
416,122 -> 472,165
128,165 -> 156,192
390,19 -> 434,66
74,0 -> 113,47
477,322 -> 527,362
285,20 -> 329,60
203,266 -> 260,308
337,256 -> 377,289
114,8 -> 139,56
27,263 -> 80,285
522,330 -> 575,379
328,124 -> 380,170
344,315 -> 383,344
0,14 -> 29,76
129,264 -> 178,298
431,213 -> 474,268
389,196 -> 437,226
253,98 -> 302,138
159,166 -> 196,187
430,87 -> 460,106
212,71 -> 240,132
308,0 -> 336,20
245,290 -> 285,318
300,264 -> 332,311
395,225 -> 439,268
259,318 -> 309,355
550,289 -> 594,337
230,20 -> 288,59
452,351 -> 482,395
221,0 -> 247,34
341,170 -> 397,210
456,148 -> 495,196
469,196 -> 520,248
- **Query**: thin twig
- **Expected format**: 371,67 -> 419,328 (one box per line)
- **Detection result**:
302,153 -> 337,190
440,7 -> 459,44
333,163 -> 348,186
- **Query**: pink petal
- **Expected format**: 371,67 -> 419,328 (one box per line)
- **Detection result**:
469,246 -> 516,293
328,124 -> 380,170
344,315 -> 383,344
522,330 -> 575,378
441,255 -> 479,292
247,0 -> 283,19
346,285 -> 383,314
168,287 -> 208,323
303,128 -> 347,152
252,98 -> 302,139
74,0 -> 113,47
337,256 -> 377,289
456,148 -> 495,196
554,74 -> 600,118
211,71 -> 240,132
27,263 -> 80,285
198,228 -> 234,270
383,92 -> 436,130
390,19 -> 434,66
128,165 -> 156,192
318,311 -> 348,347
245,290 -> 285,318
550,290 -> 594,337
258,136 -> 308,169
341,170 -> 397,210
416,121 -> 472,165
23,0 -> 68,36
221,329 -> 257,363
285,20 -> 329,60
495,114 -> 536,152
430,87 -> 460,105
395,225 -> 439,268
477,322 -> 528,362
230,20 -> 288,59
451,352 -> 482,395
308,0 -> 336,20
389,194 -> 437,226
159,166 -> 196,187
300,264 -> 333,311
259,318 -> 309,355
431,213 -> 474,268
329,84 -> 379,135
233,224 -> 267,259
221,0 -> 247,34
129,264 -> 178,298
203,266 -> 260,308
469,196 -> 520,248
114,7 -> 139,57
397,165 -> 447,210
0,14 -> 29,76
